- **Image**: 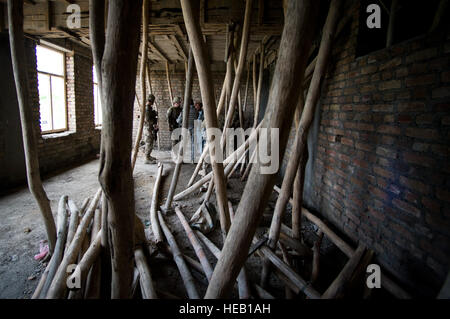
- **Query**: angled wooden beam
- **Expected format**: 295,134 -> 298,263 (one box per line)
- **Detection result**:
168,34 -> 187,60
148,41 -> 171,63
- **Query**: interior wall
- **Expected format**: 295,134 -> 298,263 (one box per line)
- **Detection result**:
0,36 -> 101,193
0,33 -> 27,191
300,3 -> 450,297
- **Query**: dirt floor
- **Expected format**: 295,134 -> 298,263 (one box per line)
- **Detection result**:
0,150 -> 351,299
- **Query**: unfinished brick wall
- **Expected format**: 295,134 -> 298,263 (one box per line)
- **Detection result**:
133,67 -> 255,151
28,40 -> 100,175
300,3 -> 450,296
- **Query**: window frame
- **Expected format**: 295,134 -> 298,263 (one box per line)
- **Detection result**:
36,44 -> 68,134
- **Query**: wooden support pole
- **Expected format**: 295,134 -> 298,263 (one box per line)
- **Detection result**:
228,201 -> 251,299
205,0 -> 319,298
131,0 -> 149,170
258,240 -> 320,299
134,247 -> 158,299
253,43 -> 264,127
278,242 -> 295,299
166,61 -> 174,104
150,163 -> 164,243
175,207 -> 214,281
98,0 -> 142,298
163,49 -> 194,211
89,0 -> 105,94
180,0 -> 230,237
221,0 -> 253,141
311,230 -> 323,284
429,0 -> 449,33
66,199 -> 81,253
322,243 -> 366,299
267,0 -> 343,252
7,0 -> 57,253
158,212 -> 200,298
386,0 -> 398,47
252,54 -> 257,122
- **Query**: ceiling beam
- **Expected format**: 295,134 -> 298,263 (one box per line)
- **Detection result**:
148,41 -> 171,64
167,35 -> 187,60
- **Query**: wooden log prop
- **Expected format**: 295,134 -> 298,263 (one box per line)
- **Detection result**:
278,242 -> 295,299
345,249 -> 374,297
98,0 -> 142,298
257,238 -> 321,299
66,200 -> 81,253
322,243 -> 366,299
158,212 -> 200,299
131,0 -> 149,170
205,0 -> 319,298
386,0 -> 399,47
174,207 -> 214,281
7,0 -> 57,252
221,0 -> 253,141
45,189 -> 101,299
84,206 -> 102,299
252,54 -> 257,124
267,0 -> 343,252
39,195 -> 69,298
89,0 -> 105,94
150,163 -> 164,243
243,61 -> 250,114
166,61 -> 174,104
254,284 -> 275,299
180,0 -> 231,237
253,43 -> 264,127
67,230 -> 102,296
228,201 -> 251,299
163,49 -> 194,211
134,247 -> 158,299
273,185 -> 412,299
311,230 -> 324,284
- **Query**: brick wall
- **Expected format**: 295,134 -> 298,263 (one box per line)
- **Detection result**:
29,39 -> 100,176
300,3 -> 450,296
133,66 -> 254,150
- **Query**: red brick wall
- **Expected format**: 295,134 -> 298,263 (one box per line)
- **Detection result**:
302,4 -> 450,296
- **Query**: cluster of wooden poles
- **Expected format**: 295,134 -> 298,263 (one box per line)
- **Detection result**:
8,0 -> 412,299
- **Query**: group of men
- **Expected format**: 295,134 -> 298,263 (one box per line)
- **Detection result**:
142,94 -> 204,164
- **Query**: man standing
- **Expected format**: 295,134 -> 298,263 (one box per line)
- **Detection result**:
167,96 -> 182,148
144,94 -> 158,164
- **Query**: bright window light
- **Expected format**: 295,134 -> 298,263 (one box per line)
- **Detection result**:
36,45 -> 67,133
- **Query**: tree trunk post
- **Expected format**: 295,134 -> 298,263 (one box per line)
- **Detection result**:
180,0 -> 231,237
204,0 -> 319,298
99,0 -> 143,298
7,0 -> 57,253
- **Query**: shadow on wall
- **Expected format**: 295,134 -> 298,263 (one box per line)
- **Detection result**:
0,33 -> 27,192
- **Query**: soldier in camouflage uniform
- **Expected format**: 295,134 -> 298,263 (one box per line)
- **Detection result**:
144,94 -> 158,164
166,96 -> 182,148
